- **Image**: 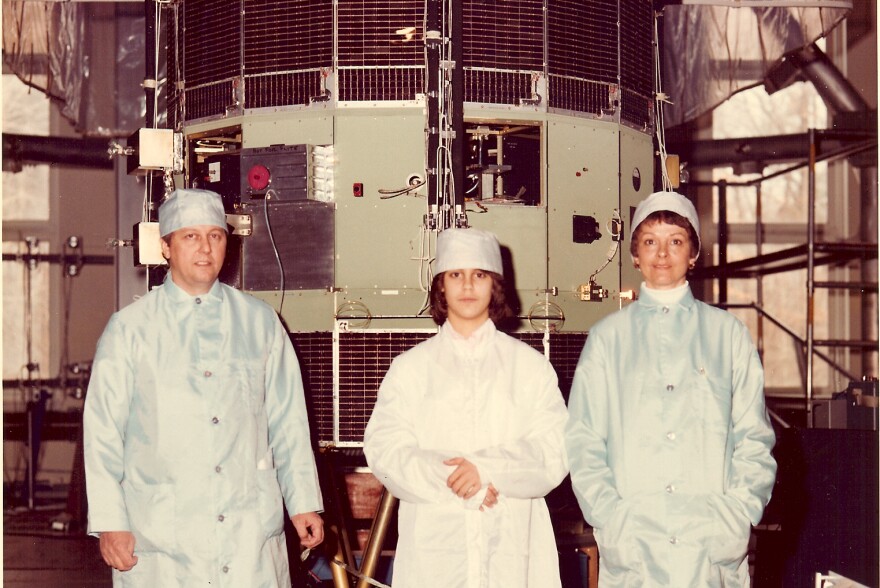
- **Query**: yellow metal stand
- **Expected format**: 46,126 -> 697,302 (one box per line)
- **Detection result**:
355,488 -> 397,588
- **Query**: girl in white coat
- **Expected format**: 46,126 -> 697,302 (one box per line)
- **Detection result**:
364,228 -> 569,588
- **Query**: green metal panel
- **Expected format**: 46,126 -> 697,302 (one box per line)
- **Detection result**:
333,109 -> 427,291
547,116 -> 623,331
329,109 -> 433,328
619,126 -> 655,296
249,289 -> 337,333
242,112 -> 334,147
184,107 -> 652,333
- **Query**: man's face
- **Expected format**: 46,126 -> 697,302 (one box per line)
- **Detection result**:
161,225 -> 227,295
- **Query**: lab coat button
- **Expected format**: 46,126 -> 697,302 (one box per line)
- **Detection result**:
665,484 -> 675,494
204,370 -> 212,377
215,466 -> 222,473
666,432 -> 676,441
195,298 -> 202,305
669,536 -> 678,545
699,367 -> 706,375
662,306 -> 670,313
218,514 -> 225,522
222,566 -> 229,573
212,417 -> 220,424
666,384 -> 674,391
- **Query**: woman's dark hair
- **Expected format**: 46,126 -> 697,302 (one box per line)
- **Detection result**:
429,271 -> 513,326
629,210 -> 699,258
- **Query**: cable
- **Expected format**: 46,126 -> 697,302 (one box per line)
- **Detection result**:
57,250 -> 74,402
152,0 -> 161,129
378,179 -> 426,199
588,210 -> 623,282
263,189 -> 286,315
653,12 -> 673,192
589,241 -> 620,283
414,225 -> 435,315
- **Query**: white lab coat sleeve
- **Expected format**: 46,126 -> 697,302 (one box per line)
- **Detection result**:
466,358 -> 568,499
83,315 -> 134,535
564,332 -> 622,530
265,316 -> 324,516
726,320 -> 777,525
364,359 -> 455,504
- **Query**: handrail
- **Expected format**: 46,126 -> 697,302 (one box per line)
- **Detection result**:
717,302 -> 858,383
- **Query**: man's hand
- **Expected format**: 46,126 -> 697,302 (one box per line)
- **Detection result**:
444,457 -> 482,499
99,531 -> 138,571
291,512 -> 324,549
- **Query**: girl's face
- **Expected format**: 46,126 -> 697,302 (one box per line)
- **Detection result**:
632,220 -> 697,290
442,269 -> 493,333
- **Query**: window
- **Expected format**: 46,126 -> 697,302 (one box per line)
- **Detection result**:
3,73 -> 53,408
2,241 -> 51,389
2,73 -> 51,221
710,76 -> 842,395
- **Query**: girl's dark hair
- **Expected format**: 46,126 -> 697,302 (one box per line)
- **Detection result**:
629,210 -> 699,258
429,271 -> 513,326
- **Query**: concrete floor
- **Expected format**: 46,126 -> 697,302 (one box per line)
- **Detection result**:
2,505 -> 593,588
4,507 -> 111,588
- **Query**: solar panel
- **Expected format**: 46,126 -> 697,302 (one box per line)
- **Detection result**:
171,0 -> 653,125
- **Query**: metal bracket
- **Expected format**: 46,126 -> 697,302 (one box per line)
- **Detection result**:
226,213 -> 252,236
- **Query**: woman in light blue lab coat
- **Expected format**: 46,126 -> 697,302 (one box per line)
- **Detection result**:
364,228 -> 569,588
565,191 -> 777,587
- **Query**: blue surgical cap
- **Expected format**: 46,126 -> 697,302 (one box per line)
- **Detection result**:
158,189 -> 227,237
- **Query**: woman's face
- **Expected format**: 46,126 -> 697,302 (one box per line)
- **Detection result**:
442,269 -> 493,332
632,220 -> 696,290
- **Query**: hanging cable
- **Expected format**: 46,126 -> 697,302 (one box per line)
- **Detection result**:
264,189 -> 287,315
57,247 -> 75,399
414,225 -> 436,315
653,12 -> 673,192
588,210 -> 624,282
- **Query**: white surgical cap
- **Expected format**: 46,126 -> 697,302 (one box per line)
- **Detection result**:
435,228 -> 503,276
631,190 -> 701,255
158,189 -> 227,237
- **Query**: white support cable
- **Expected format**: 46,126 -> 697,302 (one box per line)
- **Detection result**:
434,0 -> 456,231
152,0 -> 162,130
415,225 -> 435,315
332,318 -> 341,446
653,12 -> 672,192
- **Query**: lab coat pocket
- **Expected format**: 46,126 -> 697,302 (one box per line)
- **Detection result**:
701,371 -> 734,434
705,494 -> 750,565
594,500 -> 640,573
238,360 -> 267,416
113,552 -> 178,587
255,467 -> 285,539
492,499 -> 529,556
121,482 -> 175,554
411,503 -> 460,552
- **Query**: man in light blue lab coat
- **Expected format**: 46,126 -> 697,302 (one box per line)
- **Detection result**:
565,191 -> 776,587
84,188 -> 324,587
